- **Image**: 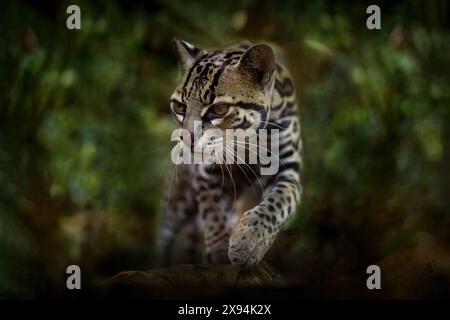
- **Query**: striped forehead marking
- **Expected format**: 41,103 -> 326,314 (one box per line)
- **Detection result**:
181,50 -> 244,105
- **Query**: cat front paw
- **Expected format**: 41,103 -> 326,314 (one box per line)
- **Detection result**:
228,214 -> 272,268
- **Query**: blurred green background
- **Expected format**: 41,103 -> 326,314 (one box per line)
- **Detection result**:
1,0 -> 449,298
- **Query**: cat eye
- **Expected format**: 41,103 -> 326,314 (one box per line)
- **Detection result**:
209,103 -> 229,117
171,100 -> 186,115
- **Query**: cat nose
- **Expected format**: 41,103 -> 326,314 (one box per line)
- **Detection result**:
180,132 -> 195,148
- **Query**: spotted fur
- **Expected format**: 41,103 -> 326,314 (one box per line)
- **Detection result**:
158,39 -> 302,267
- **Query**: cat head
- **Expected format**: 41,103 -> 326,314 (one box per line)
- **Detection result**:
170,39 -> 276,149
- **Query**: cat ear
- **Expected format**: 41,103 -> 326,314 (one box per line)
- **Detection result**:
237,44 -> 275,86
174,38 -> 204,71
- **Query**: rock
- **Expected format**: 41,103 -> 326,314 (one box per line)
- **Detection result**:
377,232 -> 450,299
98,232 -> 450,298
314,232 -> 450,299
100,261 -> 284,299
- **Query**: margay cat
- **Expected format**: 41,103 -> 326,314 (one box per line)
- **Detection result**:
158,39 -> 302,267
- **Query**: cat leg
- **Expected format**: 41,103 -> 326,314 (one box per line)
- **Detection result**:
196,169 -> 236,264
181,218 -> 203,264
228,171 -> 301,267
229,119 -> 302,267
157,165 -> 197,266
